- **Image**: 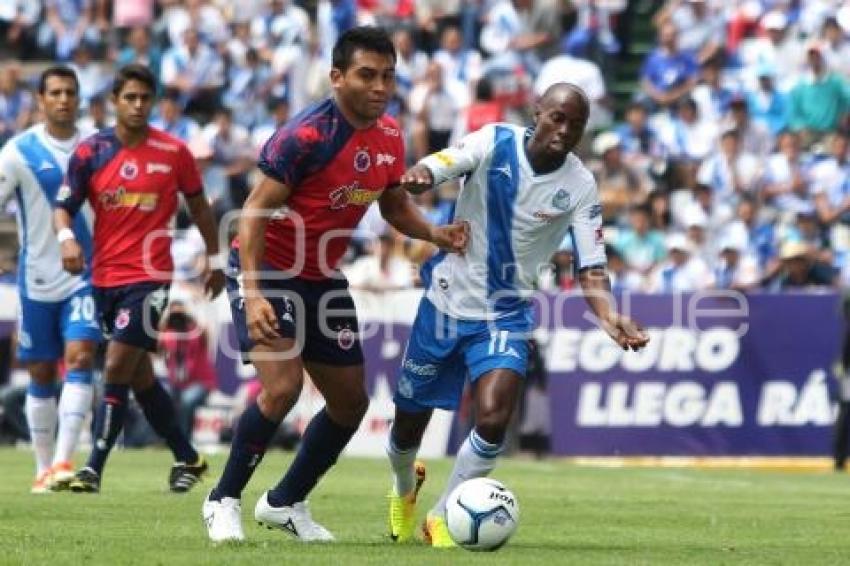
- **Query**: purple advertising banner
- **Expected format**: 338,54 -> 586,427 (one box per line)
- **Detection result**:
208,291 -> 842,456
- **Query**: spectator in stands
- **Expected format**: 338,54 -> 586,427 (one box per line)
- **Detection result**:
562,0 -> 624,59
160,26 -> 225,121
762,130 -> 814,216
645,232 -> 714,293
765,241 -> 837,290
150,88 -> 201,142
39,0 -> 102,61
788,41 -> 850,146
408,61 -> 469,160
648,191 -> 672,231
589,131 -> 650,225
200,107 -> 255,214
250,0 -> 310,59
725,95 -> 773,158
615,205 -> 667,275
738,10 -> 805,93
819,16 -> 850,79
251,97 -> 290,152
115,26 -> 162,85
392,27 -> 429,103
615,100 -> 665,178
165,0 -> 229,47
455,77 -> 504,140
606,245 -> 644,294
727,194 -> 779,271
639,22 -> 699,111
69,43 -> 110,109
480,0 -> 560,76
433,24 -> 482,86
0,63 -> 33,147
696,128 -> 761,204
691,56 -> 735,127
77,94 -> 112,131
653,0 -> 723,64
657,97 -> 717,166
0,0 -> 41,60
745,64 -> 788,136
159,303 -> 217,437
812,132 -> 850,254
711,230 -> 761,292
223,47 -> 277,130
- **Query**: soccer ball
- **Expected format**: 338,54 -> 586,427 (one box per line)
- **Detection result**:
445,477 -> 520,551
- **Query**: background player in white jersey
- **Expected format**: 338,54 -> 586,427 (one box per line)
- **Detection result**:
0,67 -> 100,493
385,83 -> 650,546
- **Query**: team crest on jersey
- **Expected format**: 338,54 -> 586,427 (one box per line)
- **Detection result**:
552,189 -> 570,211
115,308 -> 131,330
337,326 -> 355,350
120,159 -> 139,180
354,148 -> 371,172
57,184 -> 72,202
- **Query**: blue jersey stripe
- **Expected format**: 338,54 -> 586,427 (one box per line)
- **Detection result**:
16,132 -> 63,205
487,126 -> 522,314
15,186 -> 28,297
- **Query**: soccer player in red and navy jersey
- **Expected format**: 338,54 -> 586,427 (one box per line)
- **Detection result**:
202,26 -> 468,543
53,64 -> 225,494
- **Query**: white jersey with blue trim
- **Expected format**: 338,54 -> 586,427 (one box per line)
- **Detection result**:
0,124 -> 95,302
420,123 -> 606,321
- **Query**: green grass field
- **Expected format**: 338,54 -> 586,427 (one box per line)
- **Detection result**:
0,448 -> 848,565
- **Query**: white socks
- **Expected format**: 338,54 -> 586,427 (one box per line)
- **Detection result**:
386,437 -> 418,497
53,381 -> 93,465
431,429 -> 503,518
25,392 -> 57,475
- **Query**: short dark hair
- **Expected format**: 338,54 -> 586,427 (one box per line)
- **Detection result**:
39,66 -> 79,95
332,26 -> 396,72
112,63 -> 157,96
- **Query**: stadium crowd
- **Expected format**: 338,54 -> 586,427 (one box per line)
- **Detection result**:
2,0 -> 850,448
3,0 -> 850,294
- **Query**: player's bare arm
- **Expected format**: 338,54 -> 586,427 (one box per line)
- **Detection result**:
185,193 -> 225,299
578,266 -> 649,351
378,184 -> 469,254
53,207 -> 84,275
239,172 -> 292,344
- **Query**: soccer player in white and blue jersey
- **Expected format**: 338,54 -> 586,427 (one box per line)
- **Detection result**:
385,84 -> 650,546
0,67 -> 100,493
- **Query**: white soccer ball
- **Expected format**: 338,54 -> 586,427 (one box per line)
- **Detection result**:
445,477 -> 520,551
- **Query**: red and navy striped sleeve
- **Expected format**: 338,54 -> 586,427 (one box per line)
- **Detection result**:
56,139 -> 95,216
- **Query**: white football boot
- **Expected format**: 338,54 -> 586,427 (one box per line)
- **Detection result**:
203,492 -> 246,543
254,491 -> 335,542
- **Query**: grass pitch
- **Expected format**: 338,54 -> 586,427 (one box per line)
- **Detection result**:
0,448 -> 848,565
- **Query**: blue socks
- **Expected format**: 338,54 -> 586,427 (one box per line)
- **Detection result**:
266,408 -> 358,507
135,380 -> 198,464
211,402 -> 279,500
87,383 -> 129,475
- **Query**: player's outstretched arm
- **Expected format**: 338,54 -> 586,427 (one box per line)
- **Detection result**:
378,185 -> 469,254
239,173 -> 292,344
185,193 -> 225,299
53,208 -> 85,275
578,266 -> 649,352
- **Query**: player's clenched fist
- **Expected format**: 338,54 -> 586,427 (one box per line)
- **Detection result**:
399,164 -> 434,194
430,220 -> 470,255
245,296 -> 280,344
60,239 -> 85,274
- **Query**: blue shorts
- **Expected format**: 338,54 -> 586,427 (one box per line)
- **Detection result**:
93,282 -> 170,352
17,286 -> 102,362
393,297 -> 531,412
226,249 -> 364,366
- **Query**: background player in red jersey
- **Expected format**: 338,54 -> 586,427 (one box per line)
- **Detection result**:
53,64 -> 225,494
202,26 -> 468,543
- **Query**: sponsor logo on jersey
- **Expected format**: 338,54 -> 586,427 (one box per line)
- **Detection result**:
376,153 -> 396,166
38,159 -> 55,172
403,358 -> 439,376
120,159 -> 139,180
354,148 -> 371,172
493,163 -> 512,180
552,189 -> 570,211
434,151 -> 456,167
337,327 -> 356,350
329,182 -> 383,210
533,210 -> 563,223
115,308 -> 131,330
146,139 -> 179,152
99,186 -> 159,211
379,124 -> 400,137
146,162 -> 172,174
589,204 -> 603,218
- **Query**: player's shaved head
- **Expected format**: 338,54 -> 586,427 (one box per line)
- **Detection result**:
538,83 -> 590,125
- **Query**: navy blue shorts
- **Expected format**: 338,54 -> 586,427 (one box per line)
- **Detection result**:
94,282 -> 170,352
226,250 -> 363,366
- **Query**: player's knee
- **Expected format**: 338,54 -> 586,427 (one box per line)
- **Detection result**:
65,349 -> 94,371
259,380 -> 303,418
327,391 -> 368,428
